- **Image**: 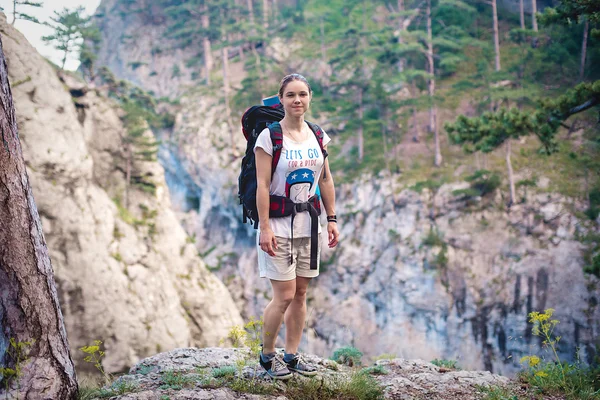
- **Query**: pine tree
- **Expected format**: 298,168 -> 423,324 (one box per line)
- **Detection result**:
446,81 -> 600,206
42,6 -> 91,70
0,33 -> 78,400
79,24 -> 101,82
162,0 -> 215,84
11,0 -> 43,25
397,0 -> 476,167
120,101 -> 160,207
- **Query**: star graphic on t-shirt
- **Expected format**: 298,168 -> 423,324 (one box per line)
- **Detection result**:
291,174 -> 297,180
302,172 -> 309,178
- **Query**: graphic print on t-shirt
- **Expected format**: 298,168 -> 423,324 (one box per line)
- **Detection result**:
285,168 -> 316,203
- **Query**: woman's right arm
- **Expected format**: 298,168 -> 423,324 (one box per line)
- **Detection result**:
255,147 -> 278,256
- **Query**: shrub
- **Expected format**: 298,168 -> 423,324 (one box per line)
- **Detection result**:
431,359 -> 460,370
211,366 -> 236,379
453,170 -> 501,199
331,346 -> 363,367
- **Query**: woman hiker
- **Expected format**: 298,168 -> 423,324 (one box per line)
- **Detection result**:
254,73 -> 340,379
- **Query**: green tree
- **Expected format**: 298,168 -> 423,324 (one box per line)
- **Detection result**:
162,0 -> 217,84
539,0 -> 600,81
120,101 -> 160,207
41,6 -> 92,70
397,0 -> 477,167
79,24 -> 101,81
446,81 -> 600,206
10,0 -> 43,25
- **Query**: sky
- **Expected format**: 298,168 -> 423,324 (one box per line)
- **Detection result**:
2,0 -> 101,70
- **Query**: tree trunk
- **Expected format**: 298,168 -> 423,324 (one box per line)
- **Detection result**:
519,0 -> 525,29
0,35 -> 78,400
357,87 -> 364,162
251,45 -> 264,99
397,0 -> 405,72
125,143 -> 132,208
320,17 -> 327,66
271,0 -> 278,23
505,139 -> 516,206
61,47 -> 68,70
222,46 -> 236,158
200,2 -> 213,85
247,0 -> 255,28
262,0 -> 269,29
433,108 -> 442,167
12,0 -> 16,25
426,0 -> 441,166
426,0 -> 435,134
580,19 -> 589,82
531,0 -> 538,32
492,0 -> 501,72
412,106 -> 419,142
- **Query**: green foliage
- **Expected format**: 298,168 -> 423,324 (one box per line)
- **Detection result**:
42,6 -> 95,70
539,0 -> 600,26
0,337 -> 35,398
578,232 -> 600,277
476,385 -> 519,400
10,0 -> 43,25
430,359 -> 460,370
519,309 -> 600,399
331,346 -> 363,367
410,179 -> 444,194
261,370 -> 384,400
80,340 -> 111,384
211,365 -> 236,378
585,187 -> 600,220
360,365 -> 389,375
94,379 -> 139,398
452,170 -> 502,200
159,370 -> 197,389
422,228 -> 445,247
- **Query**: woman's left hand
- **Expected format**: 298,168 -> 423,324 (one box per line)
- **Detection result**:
327,221 -> 339,248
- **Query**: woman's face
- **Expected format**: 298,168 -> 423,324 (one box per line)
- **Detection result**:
279,80 -> 311,118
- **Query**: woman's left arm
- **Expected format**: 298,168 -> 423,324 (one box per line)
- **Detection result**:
319,146 -> 339,248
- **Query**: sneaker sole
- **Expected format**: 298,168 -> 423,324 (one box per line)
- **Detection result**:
267,372 -> 293,380
289,368 -> 318,376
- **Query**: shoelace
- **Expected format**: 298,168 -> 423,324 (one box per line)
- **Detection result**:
291,354 -> 314,371
271,354 -> 288,373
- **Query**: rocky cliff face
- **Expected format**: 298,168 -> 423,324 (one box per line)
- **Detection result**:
92,0 -> 199,99
83,0 -> 600,376
1,13 -> 242,374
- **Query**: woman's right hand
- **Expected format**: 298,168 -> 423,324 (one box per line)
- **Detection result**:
259,227 -> 278,256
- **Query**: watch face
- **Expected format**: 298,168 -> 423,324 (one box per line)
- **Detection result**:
285,168 -> 315,203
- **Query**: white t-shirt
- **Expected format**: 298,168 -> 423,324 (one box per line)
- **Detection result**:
254,123 -> 331,238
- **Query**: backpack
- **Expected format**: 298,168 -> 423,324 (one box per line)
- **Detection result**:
238,104 -> 328,229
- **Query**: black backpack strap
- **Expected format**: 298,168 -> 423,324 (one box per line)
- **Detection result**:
306,121 -> 328,159
306,121 -> 329,179
269,122 -> 283,179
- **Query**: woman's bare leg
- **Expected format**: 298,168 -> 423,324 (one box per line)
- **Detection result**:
262,279 -> 296,354
283,276 -> 311,354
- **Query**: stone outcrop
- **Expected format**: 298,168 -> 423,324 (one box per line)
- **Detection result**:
95,347 -> 511,399
1,13 -> 243,374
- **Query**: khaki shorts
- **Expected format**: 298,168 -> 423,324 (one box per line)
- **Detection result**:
257,235 -> 321,281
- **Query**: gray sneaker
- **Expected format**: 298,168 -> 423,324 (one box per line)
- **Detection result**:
259,353 -> 293,380
285,354 -> 318,376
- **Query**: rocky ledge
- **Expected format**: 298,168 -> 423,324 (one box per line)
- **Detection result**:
96,347 -> 510,400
